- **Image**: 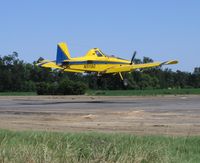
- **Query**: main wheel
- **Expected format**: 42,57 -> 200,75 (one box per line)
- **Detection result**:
123,79 -> 128,86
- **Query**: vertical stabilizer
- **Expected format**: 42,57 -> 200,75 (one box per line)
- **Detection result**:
56,42 -> 71,64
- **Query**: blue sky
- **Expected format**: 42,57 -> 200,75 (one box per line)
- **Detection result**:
0,0 -> 199,72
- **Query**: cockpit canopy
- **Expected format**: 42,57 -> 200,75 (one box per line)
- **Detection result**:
85,48 -> 106,57
94,49 -> 105,57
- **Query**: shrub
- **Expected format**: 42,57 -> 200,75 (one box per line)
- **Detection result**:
71,81 -> 87,95
58,79 -> 87,95
36,79 -> 87,95
22,81 -> 36,92
36,82 -> 49,95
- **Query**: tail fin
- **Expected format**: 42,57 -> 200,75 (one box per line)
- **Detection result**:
56,42 -> 71,64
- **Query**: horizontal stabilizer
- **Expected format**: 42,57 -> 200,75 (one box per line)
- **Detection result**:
36,60 -> 63,69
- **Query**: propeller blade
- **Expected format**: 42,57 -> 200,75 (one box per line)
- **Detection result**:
130,51 -> 137,64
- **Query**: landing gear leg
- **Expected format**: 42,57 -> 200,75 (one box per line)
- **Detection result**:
119,72 -> 124,80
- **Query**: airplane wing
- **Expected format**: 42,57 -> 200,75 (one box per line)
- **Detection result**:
103,60 -> 178,74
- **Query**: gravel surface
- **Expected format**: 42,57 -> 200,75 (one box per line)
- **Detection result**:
0,95 -> 200,135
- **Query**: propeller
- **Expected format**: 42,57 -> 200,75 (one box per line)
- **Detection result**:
130,51 -> 137,64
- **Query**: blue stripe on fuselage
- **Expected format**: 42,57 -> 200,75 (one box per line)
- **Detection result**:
62,61 -> 129,65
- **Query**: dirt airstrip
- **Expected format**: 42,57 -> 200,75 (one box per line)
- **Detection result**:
0,95 -> 200,136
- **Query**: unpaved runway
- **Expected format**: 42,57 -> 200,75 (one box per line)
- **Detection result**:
0,95 -> 200,135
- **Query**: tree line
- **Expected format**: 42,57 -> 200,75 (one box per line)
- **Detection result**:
0,52 -> 200,94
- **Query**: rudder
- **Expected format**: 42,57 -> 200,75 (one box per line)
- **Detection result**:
56,42 -> 71,64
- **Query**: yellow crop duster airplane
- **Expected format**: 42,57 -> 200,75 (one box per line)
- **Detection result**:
38,42 -> 178,83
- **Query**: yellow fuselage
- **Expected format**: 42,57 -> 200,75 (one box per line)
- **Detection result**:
62,48 -> 130,73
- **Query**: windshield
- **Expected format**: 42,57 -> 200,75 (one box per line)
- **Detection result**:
99,50 -> 106,56
95,50 -> 103,57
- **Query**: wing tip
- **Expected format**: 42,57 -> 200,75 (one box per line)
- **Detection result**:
162,60 -> 178,66
166,60 -> 178,65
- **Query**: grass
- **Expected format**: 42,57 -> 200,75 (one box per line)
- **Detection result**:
0,130 -> 200,163
86,88 -> 200,96
0,92 -> 36,96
